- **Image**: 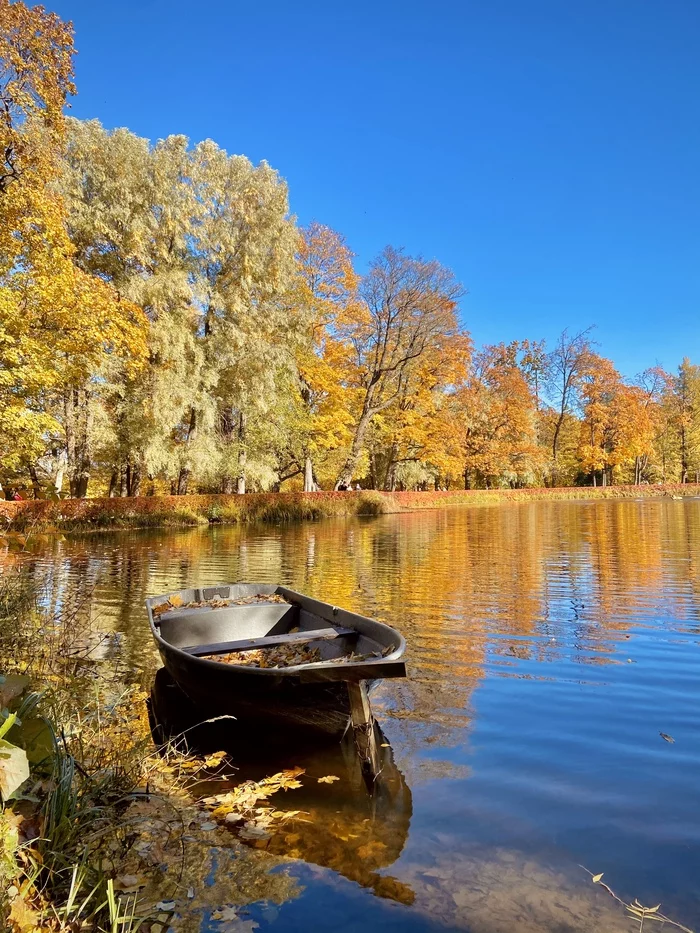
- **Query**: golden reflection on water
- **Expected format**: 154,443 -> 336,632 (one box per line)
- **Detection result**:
6,498 -> 700,931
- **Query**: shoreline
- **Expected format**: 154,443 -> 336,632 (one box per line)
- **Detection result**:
0,484 -> 698,535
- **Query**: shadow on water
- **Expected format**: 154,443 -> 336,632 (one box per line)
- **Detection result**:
148,667 -> 415,906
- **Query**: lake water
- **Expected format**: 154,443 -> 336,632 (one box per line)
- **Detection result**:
12,498 -> 700,932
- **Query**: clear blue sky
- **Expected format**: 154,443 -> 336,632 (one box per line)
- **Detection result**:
51,0 -> 699,378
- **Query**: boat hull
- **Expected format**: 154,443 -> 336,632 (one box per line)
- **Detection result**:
156,640 -> 370,735
146,583 -> 405,737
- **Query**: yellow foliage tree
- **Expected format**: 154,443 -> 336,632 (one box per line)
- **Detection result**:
577,355 -> 656,485
288,223 -> 358,490
0,0 -> 145,486
369,333 -> 471,489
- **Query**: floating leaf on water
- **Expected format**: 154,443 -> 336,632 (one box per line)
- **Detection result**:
659,732 -> 675,743
156,900 -> 176,911
317,775 -> 340,784
238,826 -> 272,840
204,751 -> 227,767
114,874 -> 145,893
591,873 -> 604,883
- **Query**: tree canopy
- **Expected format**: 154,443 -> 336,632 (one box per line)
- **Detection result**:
1,0 -> 698,497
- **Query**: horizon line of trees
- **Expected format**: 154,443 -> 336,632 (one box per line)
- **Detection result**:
2,0 -> 699,501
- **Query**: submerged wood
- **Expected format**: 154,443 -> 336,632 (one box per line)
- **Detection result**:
347,681 -> 381,778
145,582 -> 407,737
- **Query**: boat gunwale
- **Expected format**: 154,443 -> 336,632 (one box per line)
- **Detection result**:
146,583 -> 406,678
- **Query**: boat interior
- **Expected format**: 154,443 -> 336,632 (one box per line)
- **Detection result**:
147,583 -> 395,664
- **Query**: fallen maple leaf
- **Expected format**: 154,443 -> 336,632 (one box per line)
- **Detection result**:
317,775 -> 340,784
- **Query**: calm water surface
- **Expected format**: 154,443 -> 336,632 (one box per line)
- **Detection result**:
12,499 -> 700,932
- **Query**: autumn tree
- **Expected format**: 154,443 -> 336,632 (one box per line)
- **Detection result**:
61,119 -> 297,495
274,222 -> 358,491
0,3 -> 146,489
662,359 -> 700,483
577,355 -> 656,485
541,327 -> 596,484
366,332 -> 471,490
457,343 -> 543,488
632,367 -> 668,483
334,247 -> 464,489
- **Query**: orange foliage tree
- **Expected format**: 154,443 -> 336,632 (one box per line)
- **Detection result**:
457,343 -> 544,488
334,247 -> 465,489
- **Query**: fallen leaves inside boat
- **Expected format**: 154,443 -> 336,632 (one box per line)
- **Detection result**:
208,644 -> 323,667
152,592 -> 289,618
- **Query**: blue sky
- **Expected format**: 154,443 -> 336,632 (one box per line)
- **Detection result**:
51,0 -> 699,378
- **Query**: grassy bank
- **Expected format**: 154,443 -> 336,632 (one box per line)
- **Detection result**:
0,484 -> 698,534
0,570 -> 303,931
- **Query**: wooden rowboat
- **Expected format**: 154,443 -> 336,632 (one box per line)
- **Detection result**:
145,583 -> 407,738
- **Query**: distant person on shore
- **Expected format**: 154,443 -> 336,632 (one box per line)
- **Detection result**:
11,490 -> 22,501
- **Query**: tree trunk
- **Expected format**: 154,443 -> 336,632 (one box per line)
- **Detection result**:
336,408 -> 373,489
304,456 -> 315,493
119,467 -> 128,497
28,464 -> 41,499
369,451 -> 378,490
680,425 -> 688,483
108,470 -> 118,498
177,468 -> 190,496
236,411 -> 247,494
177,408 -> 198,495
384,442 -> 398,491
220,406 -> 236,494
65,387 -> 92,498
127,461 -> 142,497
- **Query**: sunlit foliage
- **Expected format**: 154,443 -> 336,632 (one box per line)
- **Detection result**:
1,1 -> 698,496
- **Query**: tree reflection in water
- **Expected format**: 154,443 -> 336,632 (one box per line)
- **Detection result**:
5,498 -> 700,930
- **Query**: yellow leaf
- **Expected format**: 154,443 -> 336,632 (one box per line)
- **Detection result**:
317,775 -> 340,784
591,873 -> 603,883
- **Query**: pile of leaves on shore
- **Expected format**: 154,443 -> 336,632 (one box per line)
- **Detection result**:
0,569 -> 303,932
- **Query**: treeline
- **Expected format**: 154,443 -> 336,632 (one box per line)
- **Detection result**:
1,2 -> 699,500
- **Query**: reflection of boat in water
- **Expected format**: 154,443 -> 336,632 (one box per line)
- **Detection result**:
145,583 -> 406,737
149,667 -> 414,905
